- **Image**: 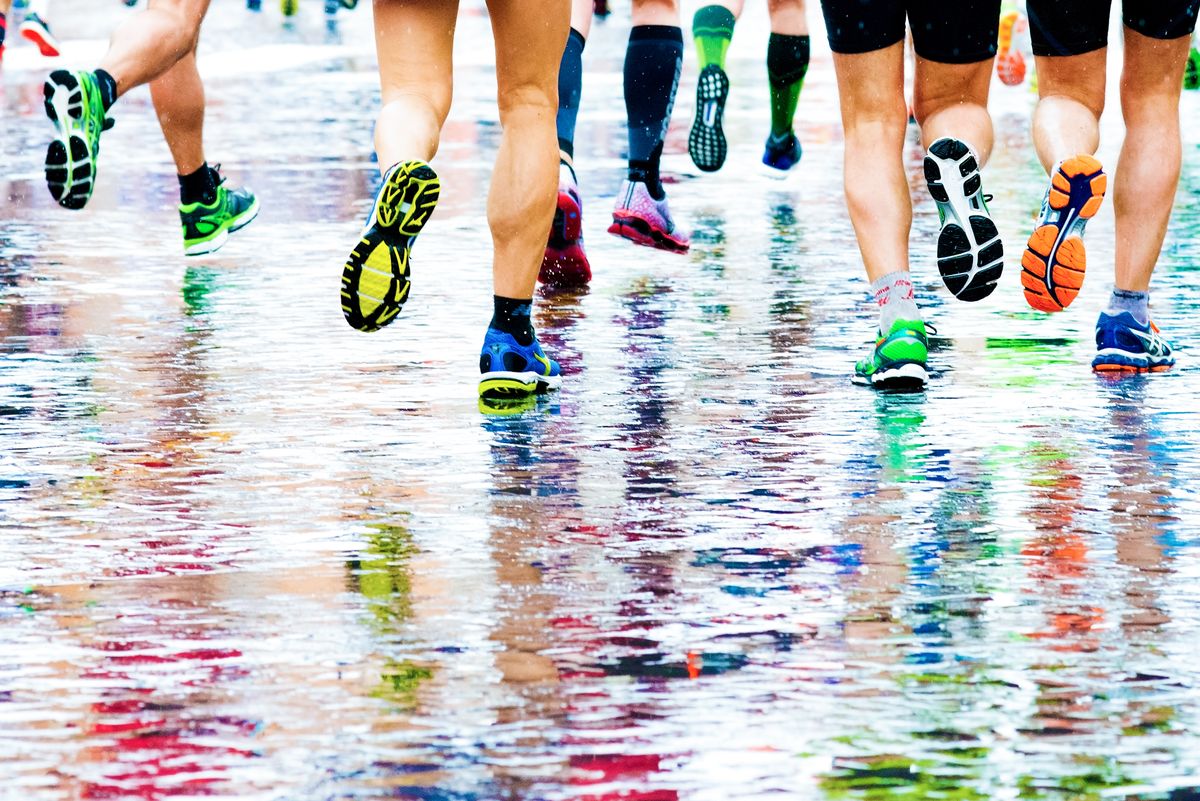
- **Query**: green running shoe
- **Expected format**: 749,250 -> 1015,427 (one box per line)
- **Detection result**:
281,0 -> 298,15
853,318 -> 929,391
43,69 -> 113,210
180,174 -> 260,256
1185,46 -> 1200,90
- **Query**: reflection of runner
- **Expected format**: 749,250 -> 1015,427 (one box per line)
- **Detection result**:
687,0 -> 810,177
820,0 -> 1003,390
0,0 -> 60,62
41,0 -> 258,256
1023,0 -> 1194,373
340,0 -> 568,401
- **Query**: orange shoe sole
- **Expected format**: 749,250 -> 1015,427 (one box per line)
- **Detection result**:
1021,155 -> 1106,313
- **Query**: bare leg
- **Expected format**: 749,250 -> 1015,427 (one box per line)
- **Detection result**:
1114,29 -> 1190,292
372,0 -> 457,171
1030,49 -> 1106,172
830,42 -> 910,282
767,0 -> 806,35
149,48 -> 205,175
98,0 -> 210,97
486,0 -> 570,298
913,58 -> 994,164
632,0 -> 678,27
570,0 -> 592,40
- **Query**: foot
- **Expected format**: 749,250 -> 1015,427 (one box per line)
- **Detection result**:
761,131 -> 802,177
180,172 -> 260,256
1022,155 -> 1106,313
853,318 -> 929,391
43,70 -> 113,211
609,180 -> 689,253
540,164 -> 591,286
1092,312 -> 1175,373
924,137 -> 1003,302
689,64 -> 730,173
996,10 -> 1026,87
20,13 -> 61,58
479,328 -> 562,400
340,160 -> 440,333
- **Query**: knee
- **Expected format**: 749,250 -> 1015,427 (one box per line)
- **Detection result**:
496,84 -> 557,126
381,85 -> 452,129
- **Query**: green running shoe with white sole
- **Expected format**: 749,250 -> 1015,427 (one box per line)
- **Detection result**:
43,69 -> 113,210
180,175 -> 260,256
340,160 -> 440,333
853,318 -> 929,391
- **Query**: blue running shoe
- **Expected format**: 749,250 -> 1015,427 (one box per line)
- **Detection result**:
1092,312 -> 1175,374
479,328 -> 562,400
761,131 -> 801,177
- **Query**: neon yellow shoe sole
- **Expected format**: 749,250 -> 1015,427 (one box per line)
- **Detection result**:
340,161 -> 440,333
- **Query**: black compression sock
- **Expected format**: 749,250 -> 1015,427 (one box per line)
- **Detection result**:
93,69 -> 119,112
556,28 -> 586,160
490,296 -> 535,347
624,25 -> 682,199
179,163 -> 218,206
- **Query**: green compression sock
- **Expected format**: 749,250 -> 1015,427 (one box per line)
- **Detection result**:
767,33 -> 810,137
693,5 -> 735,70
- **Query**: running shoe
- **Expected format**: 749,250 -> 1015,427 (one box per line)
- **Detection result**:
609,180 -> 689,253
761,131 -> 802,177
1186,46 -> 1200,90
281,0 -> 298,15
924,137 -> 1003,302
1092,312 -> 1175,373
996,10 -> 1026,87
689,64 -> 730,172
540,163 -> 591,286
1022,155 -> 1106,313
479,327 -> 562,400
341,160 -> 440,333
339,0 -> 358,8
180,172 -> 260,256
247,0 -> 262,10
853,318 -> 929,390
43,69 -> 113,211
19,13 -> 60,57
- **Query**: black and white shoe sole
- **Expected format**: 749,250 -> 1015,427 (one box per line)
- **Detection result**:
853,362 -> 929,391
924,137 -> 1003,302
688,65 -> 729,173
43,71 -> 96,211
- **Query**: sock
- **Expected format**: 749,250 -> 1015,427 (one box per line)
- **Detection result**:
624,25 -> 683,201
1106,288 -> 1150,326
94,69 -> 119,112
693,5 -> 735,70
490,296 -> 535,347
767,34 -> 810,138
179,163 -> 218,206
871,271 -> 920,334
556,28 -> 586,160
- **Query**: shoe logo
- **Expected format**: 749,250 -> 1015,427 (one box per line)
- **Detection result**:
1126,325 -> 1170,357
703,102 -> 718,128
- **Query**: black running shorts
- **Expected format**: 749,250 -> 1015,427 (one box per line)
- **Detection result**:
820,0 -> 1002,64
1028,0 -> 1200,57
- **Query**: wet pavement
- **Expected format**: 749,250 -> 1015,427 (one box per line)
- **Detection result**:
4,2 -> 1200,799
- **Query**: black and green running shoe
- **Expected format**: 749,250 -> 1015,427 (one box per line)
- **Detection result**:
340,160 -> 440,333
43,69 -> 113,211
339,0 -> 358,8
853,318 -> 929,391
180,175 -> 260,256
688,64 -> 730,172
281,0 -> 298,15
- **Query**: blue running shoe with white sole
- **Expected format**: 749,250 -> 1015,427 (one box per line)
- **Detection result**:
1092,312 -> 1175,374
924,137 -> 1003,302
761,131 -> 802,178
340,160 -> 440,333
479,328 -> 562,400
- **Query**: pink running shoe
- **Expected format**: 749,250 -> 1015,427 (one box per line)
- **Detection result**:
540,165 -> 592,286
608,180 -> 689,253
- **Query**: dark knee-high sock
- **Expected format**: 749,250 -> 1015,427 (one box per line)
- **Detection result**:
624,24 -> 683,200
766,33 -> 810,138
556,28 -> 587,164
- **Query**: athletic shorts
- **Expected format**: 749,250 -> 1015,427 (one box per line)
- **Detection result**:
820,0 -> 1002,64
1029,0 -> 1200,56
